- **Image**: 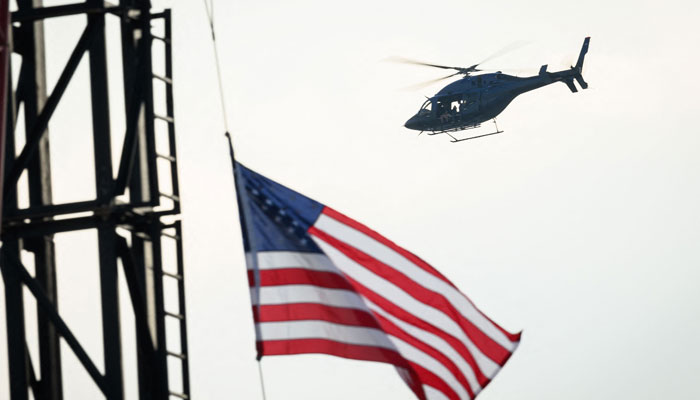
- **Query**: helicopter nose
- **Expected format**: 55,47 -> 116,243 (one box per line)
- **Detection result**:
404,115 -> 420,130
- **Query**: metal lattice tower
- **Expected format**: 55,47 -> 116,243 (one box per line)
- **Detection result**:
1,1 -> 190,399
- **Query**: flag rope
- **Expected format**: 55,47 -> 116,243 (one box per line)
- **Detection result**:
201,0 -> 230,134
202,2 -> 268,399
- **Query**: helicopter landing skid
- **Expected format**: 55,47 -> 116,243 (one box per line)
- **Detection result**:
446,120 -> 503,143
427,123 -> 480,135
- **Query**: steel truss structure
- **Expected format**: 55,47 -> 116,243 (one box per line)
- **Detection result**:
1,1 -> 190,399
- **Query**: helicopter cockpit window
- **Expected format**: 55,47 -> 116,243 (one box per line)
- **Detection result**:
418,99 -> 432,115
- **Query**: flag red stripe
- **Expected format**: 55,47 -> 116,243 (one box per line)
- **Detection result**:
339,273 -> 489,386
260,338 -> 458,400
261,338 -> 428,400
310,225 -> 512,365
373,312 -> 476,399
408,361 -> 461,400
254,268 -> 354,291
257,302 -> 476,399
257,303 -> 380,329
321,207 -> 453,286
321,207 -> 521,344
259,338 -> 408,366
483,314 -> 522,343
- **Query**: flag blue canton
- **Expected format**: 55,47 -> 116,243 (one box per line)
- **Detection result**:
236,162 -> 324,253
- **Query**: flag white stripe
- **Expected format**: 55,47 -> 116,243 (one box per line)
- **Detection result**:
252,285 -> 370,312
257,320 -> 469,400
254,251 -> 338,272
312,236 -> 500,378
251,270 -> 483,394
388,335 -> 471,400
314,213 -> 517,352
423,385 -> 451,400
366,299 -> 482,394
257,320 -> 397,350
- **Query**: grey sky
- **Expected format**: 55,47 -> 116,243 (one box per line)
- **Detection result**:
2,0 -> 700,399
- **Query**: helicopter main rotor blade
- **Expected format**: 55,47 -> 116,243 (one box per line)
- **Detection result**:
476,40 -> 530,66
387,56 -> 475,73
389,40 -> 528,76
401,71 -> 462,91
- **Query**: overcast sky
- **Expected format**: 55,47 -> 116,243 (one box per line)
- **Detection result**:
2,0 -> 700,399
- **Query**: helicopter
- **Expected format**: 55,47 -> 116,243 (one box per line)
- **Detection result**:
403,37 -> 590,142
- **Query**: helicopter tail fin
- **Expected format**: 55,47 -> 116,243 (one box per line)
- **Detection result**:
575,37 -> 590,73
570,37 -> 590,91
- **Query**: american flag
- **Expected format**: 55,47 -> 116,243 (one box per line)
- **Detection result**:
236,162 -> 520,400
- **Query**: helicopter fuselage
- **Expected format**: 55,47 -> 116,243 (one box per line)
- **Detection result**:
403,37 -> 590,135
404,68 -> 580,132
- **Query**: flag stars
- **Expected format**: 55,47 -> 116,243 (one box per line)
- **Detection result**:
246,183 -> 312,247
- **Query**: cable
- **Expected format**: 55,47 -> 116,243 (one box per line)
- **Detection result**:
202,0 -> 230,134
202,2 -> 267,400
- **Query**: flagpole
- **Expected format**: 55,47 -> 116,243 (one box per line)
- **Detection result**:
203,1 -> 268,399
